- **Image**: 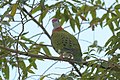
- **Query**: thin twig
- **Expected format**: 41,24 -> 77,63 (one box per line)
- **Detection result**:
22,7 -> 51,39
16,11 -> 25,80
70,62 -> 82,77
41,61 -> 58,76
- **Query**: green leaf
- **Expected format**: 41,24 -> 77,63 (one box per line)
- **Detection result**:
63,9 -> 69,22
18,41 -> 28,50
30,33 -> 43,39
104,17 -> 118,33
104,35 -> 115,47
54,8 -> 63,19
3,63 -> 9,79
10,3 -> 18,17
6,36 -> 14,47
28,69 -> 35,74
21,36 -> 34,43
117,32 -> 120,37
115,4 -> 120,9
106,49 -> 115,55
60,17 -> 65,26
75,15 -> 80,30
108,22 -> 114,34
66,1 -> 77,12
90,9 -> 96,19
115,27 -> 120,31
55,8 -> 60,18
29,58 -> 37,69
30,45 -> 42,54
101,62 -> 109,69
70,18 -> 75,32
22,32 -> 29,36
19,61 -> 26,70
116,0 -> 118,2
72,6 -> 77,13
80,5 -> 94,16
39,10 -> 47,23
101,13 -> 109,21
1,21 -> 10,26
115,9 -> 120,17
95,0 -> 101,4
0,26 -> 2,31
40,74 -> 50,80
31,5 -> 41,14
42,46 -> 51,56
90,17 -> 100,26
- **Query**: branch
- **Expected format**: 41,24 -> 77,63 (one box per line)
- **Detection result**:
0,45 -> 120,72
0,45 -> 85,64
70,62 -> 82,77
22,7 -> 51,39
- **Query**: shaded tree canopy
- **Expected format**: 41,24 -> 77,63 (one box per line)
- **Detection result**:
0,0 -> 120,80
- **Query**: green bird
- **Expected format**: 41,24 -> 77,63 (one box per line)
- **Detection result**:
51,18 -> 82,62
51,18 -> 82,76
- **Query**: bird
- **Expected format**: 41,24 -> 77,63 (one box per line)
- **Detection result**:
51,18 -> 82,76
51,18 -> 82,61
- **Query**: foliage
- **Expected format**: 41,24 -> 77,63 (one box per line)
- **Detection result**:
0,0 -> 120,80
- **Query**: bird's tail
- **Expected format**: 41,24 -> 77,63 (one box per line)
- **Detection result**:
73,51 -> 82,62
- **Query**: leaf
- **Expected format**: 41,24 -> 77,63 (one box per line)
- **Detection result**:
54,8 -> 61,19
60,17 -> 65,26
108,22 -> 114,34
39,10 -> 47,23
30,45 -> 42,54
40,74 -> 50,80
101,62 -> 109,69
21,36 -> 34,43
104,16 -> 118,28
104,35 -> 115,47
90,9 -> 96,19
63,8 -> 69,22
80,15 -> 87,21
75,15 -> 80,30
95,0 -> 101,4
19,61 -> 26,70
1,21 -> 10,26
28,69 -> 35,74
31,5 -> 41,14
66,1 -> 77,12
70,18 -> 75,32
117,32 -> 120,37
80,5 -> 90,13
29,58 -> 37,69
18,41 -> 28,50
90,17 -> 100,26
42,46 -> 51,56
1,7 -> 11,20
22,32 -> 29,36
115,9 -> 120,17
6,36 -> 15,47
66,1 -> 77,13
106,49 -> 115,55
3,63 -> 9,79
0,26 -> 2,31
30,33 -> 43,39
115,27 -> 120,31
10,3 -> 18,17
72,6 -> 77,13
116,0 -> 118,2
115,4 -> 120,9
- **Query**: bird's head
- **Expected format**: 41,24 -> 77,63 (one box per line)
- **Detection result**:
52,18 -> 60,29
